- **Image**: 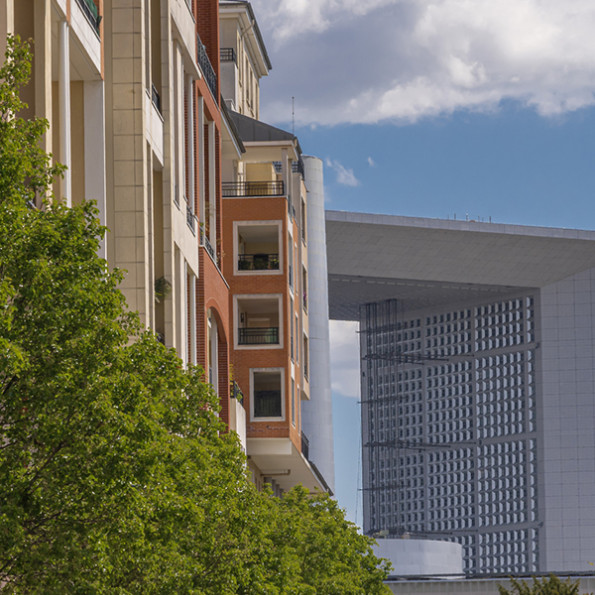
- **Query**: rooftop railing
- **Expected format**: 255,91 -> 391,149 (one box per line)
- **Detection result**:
197,34 -> 217,99
238,327 -> 279,345
222,180 -> 285,197
238,253 -> 279,271
75,0 -> 101,35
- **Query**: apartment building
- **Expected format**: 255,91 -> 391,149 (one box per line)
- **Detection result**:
218,0 -> 331,494
2,0 -> 106,234
6,0 -> 332,494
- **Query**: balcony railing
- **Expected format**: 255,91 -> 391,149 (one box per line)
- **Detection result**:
186,202 -> 196,235
75,0 -> 101,35
151,83 -> 161,114
254,390 -> 282,418
238,253 -> 279,271
230,380 -> 244,405
220,47 -> 236,63
197,34 -> 217,99
200,228 -> 217,264
222,181 -> 285,197
238,327 -> 279,345
301,432 -> 310,460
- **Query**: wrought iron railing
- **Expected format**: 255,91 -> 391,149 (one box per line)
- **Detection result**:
151,83 -> 161,114
197,34 -> 217,98
238,253 -> 279,271
220,47 -> 236,63
186,202 -> 196,235
75,0 -> 101,35
200,228 -> 217,263
230,380 -> 244,405
238,327 -> 279,345
222,181 -> 284,197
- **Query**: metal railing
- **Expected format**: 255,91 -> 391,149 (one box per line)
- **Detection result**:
222,180 -> 285,197
301,432 -> 310,460
200,228 -> 217,263
238,253 -> 279,271
197,34 -> 217,99
238,327 -> 279,345
186,202 -> 196,235
220,47 -> 236,63
254,390 -> 282,417
230,380 -> 244,405
75,0 -> 101,35
151,83 -> 161,114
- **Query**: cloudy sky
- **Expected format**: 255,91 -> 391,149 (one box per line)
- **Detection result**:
251,0 -> 595,525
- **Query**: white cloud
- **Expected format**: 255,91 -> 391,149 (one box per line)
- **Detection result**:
367,156 -> 376,168
251,0 -> 595,125
329,320 -> 360,398
325,158 -> 360,187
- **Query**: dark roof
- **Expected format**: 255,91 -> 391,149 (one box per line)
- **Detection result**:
230,111 -> 302,155
219,1 -> 272,71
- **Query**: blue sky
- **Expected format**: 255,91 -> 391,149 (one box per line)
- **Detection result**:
250,0 -> 595,526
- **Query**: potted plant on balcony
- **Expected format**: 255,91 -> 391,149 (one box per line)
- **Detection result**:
238,255 -> 251,270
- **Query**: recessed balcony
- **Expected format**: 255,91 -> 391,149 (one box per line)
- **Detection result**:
236,223 -> 281,274
236,296 -> 281,348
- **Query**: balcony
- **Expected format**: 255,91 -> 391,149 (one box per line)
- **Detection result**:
220,47 -> 236,63
197,33 -> 217,99
222,181 -> 284,197
151,83 -> 162,114
230,380 -> 244,405
200,227 -> 217,265
238,253 -> 279,271
238,327 -> 279,345
75,0 -> 101,35
301,432 -> 310,460
186,202 -> 197,235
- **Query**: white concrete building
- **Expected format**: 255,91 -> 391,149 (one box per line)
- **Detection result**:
326,210 -> 595,574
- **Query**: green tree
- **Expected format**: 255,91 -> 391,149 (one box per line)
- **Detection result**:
0,37 -> 391,594
0,36 -> 257,593
258,486 -> 392,594
498,575 -> 591,595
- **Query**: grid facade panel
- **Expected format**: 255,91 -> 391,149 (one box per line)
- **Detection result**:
360,297 -> 539,574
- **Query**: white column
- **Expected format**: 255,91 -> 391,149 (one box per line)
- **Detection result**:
208,120 -> 216,246
59,19 -> 71,206
180,258 -> 188,364
84,81 -> 107,257
186,75 -> 195,212
197,97 -> 205,226
189,274 -> 197,365
0,0 -> 14,60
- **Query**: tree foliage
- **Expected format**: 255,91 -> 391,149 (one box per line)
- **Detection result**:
498,575 -> 591,595
0,37 -> 391,593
